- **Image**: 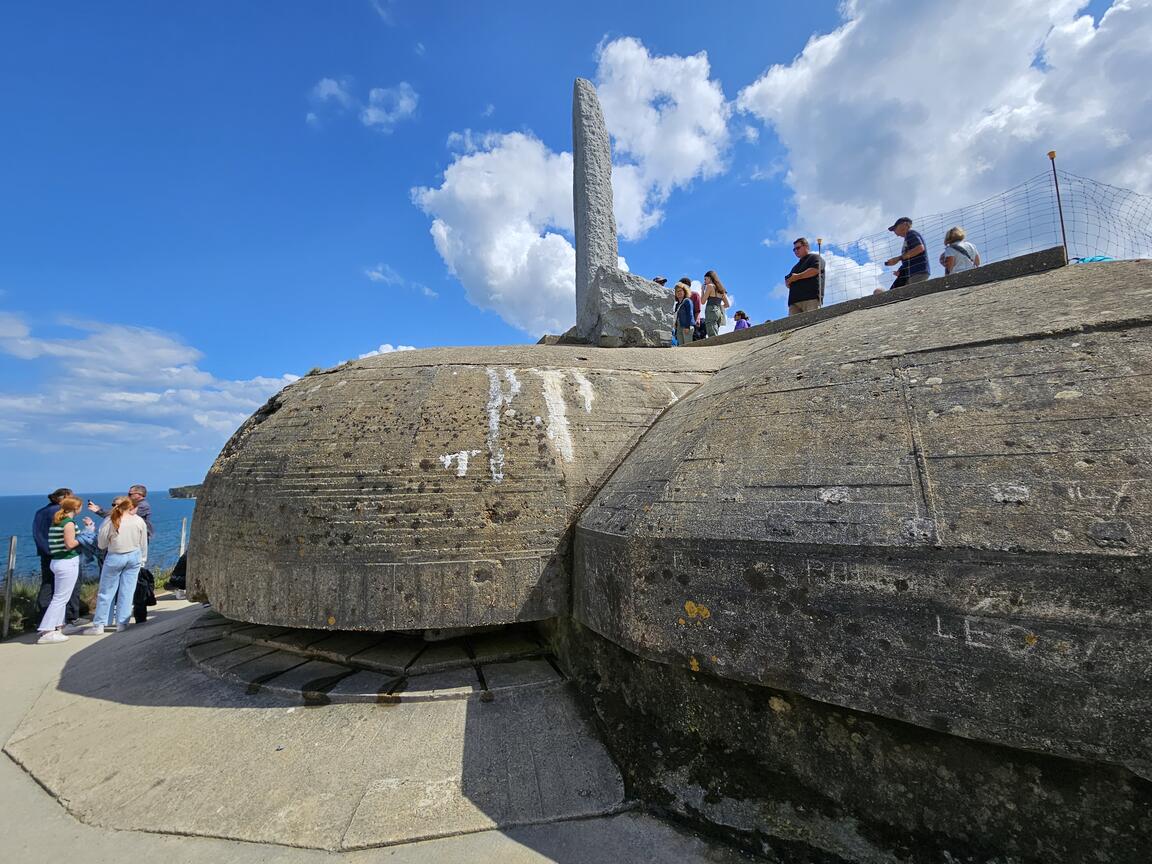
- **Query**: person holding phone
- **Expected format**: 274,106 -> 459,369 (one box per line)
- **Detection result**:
89,484 -> 154,538
84,496 -> 149,635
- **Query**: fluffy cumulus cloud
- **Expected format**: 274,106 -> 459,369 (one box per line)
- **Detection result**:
413,37 -> 731,336
412,132 -> 576,335
596,37 -> 731,239
307,77 -> 418,132
737,0 -> 1152,244
0,313 -> 297,462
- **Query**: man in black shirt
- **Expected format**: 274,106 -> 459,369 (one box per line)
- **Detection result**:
785,237 -> 824,316
884,217 -> 929,290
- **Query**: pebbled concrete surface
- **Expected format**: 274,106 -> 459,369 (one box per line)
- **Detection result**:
3,599 -> 653,854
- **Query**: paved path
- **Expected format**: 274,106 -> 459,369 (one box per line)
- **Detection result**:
0,597 -> 742,862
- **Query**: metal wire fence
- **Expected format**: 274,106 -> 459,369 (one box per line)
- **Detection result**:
817,168 -> 1152,305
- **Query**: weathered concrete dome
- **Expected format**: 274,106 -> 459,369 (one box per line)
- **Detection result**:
188,344 -> 736,631
187,260 -> 1152,861
574,260 -> 1152,778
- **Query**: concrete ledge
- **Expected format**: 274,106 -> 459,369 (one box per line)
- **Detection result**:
3,607 -> 627,852
694,245 -> 1069,348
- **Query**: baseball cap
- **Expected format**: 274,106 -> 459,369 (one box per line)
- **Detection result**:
887,217 -> 912,232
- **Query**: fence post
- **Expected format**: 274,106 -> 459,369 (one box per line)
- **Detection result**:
1048,150 -> 1070,262
2,536 -> 15,640
178,517 -> 187,557
817,238 -> 825,305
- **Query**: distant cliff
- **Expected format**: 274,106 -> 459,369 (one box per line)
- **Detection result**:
168,484 -> 202,499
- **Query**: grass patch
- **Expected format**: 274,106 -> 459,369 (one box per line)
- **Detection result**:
2,565 -> 174,637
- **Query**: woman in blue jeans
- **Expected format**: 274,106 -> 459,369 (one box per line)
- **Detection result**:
83,497 -> 149,635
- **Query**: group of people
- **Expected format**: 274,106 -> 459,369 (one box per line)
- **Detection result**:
31,485 -> 155,645
655,271 -> 751,346
658,220 -> 982,340
880,218 -> 982,292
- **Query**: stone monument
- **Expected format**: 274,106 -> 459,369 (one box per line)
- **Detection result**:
572,77 -> 670,347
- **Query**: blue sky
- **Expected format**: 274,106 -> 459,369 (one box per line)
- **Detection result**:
1,0 -> 1147,494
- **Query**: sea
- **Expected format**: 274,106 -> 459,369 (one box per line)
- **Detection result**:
0,492 -> 196,583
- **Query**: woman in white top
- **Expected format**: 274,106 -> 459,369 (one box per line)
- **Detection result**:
942,226 -> 981,274
83,496 -> 149,634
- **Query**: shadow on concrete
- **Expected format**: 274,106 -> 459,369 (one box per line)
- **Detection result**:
21,604 -> 632,859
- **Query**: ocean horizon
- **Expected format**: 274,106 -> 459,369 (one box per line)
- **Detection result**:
0,491 -> 196,582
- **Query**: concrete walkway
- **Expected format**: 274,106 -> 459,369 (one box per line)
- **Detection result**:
1,598 -> 742,863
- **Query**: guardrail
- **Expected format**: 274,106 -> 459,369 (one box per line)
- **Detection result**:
2,536 -> 15,640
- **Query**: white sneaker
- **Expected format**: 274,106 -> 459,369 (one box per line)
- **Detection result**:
116,623 -> 129,633
37,630 -> 69,644
82,625 -> 105,636
174,590 -> 187,600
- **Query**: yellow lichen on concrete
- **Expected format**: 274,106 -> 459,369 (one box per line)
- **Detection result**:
683,601 -> 711,620
769,696 -> 792,714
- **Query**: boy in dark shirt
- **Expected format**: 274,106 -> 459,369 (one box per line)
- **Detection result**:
785,237 -> 824,316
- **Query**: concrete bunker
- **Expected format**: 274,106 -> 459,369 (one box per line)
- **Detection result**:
180,77 -> 1152,862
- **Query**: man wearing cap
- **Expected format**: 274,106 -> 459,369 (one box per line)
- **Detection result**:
884,217 -> 929,290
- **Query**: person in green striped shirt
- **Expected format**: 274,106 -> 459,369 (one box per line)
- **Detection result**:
37,495 -> 83,644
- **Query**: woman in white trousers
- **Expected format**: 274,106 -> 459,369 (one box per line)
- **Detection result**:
37,495 -> 84,644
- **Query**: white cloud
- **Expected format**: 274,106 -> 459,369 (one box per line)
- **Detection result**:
0,313 -> 298,456
310,77 -> 354,109
360,82 -> 419,131
364,263 -> 438,298
737,0 -> 1152,243
364,263 -> 404,285
596,36 -> 731,238
307,78 -> 418,133
764,248 -> 886,305
413,37 -> 731,336
413,132 -> 576,336
821,251 -> 888,303
358,343 -> 416,359
446,129 -> 481,153
370,0 -> 394,24
482,103 -> 495,118
414,42 -> 426,56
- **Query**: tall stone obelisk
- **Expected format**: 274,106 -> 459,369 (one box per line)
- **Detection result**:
573,78 -> 619,340
572,78 -> 670,347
